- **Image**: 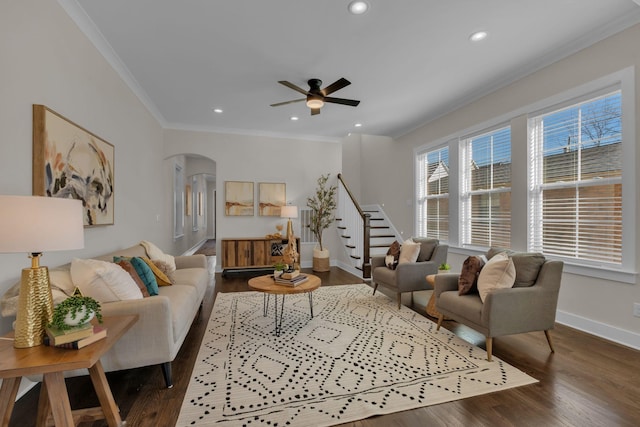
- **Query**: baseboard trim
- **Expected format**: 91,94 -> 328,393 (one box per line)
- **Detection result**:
556,310 -> 640,351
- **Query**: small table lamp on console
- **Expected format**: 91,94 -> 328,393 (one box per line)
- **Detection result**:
280,205 -> 299,269
0,196 -> 84,348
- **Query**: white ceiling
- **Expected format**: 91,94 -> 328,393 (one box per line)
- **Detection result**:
63,0 -> 640,142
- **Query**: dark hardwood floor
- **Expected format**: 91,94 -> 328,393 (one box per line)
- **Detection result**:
9,265 -> 640,426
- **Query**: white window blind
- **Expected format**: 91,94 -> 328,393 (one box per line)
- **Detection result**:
461,126 -> 511,248
417,146 -> 449,240
529,90 -> 622,264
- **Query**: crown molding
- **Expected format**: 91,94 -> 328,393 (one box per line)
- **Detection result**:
57,0 -> 167,127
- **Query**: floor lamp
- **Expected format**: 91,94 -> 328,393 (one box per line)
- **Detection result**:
0,196 -> 84,348
280,205 -> 298,269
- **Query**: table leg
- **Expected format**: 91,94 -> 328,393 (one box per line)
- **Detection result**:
88,360 -> 123,427
263,293 -> 269,317
42,371 -> 74,427
0,377 -> 21,427
308,292 -> 314,318
273,294 -> 285,337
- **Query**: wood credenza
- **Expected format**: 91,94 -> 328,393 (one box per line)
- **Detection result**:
221,237 -> 300,275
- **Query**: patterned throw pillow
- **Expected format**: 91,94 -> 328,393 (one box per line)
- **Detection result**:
117,260 -> 151,297
113,256 -> 159,296
152,259 -> 176,284
385,241 -> 401,269
140,257 -> 173,286
458,256 -> 485,295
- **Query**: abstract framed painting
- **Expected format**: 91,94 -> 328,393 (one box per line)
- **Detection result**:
258,182 -> 286,216
32,105 -> 114,226
225,181 -> 254,216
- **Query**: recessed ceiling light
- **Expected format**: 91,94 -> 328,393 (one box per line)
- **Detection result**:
354,123 -> 362,127
290,116 -> 299,121
348,1 -> 369,15
213,108 -> 223,113
469,31 -> 488,42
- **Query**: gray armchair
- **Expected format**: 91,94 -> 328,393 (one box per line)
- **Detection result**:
372,238 -> 448,309
434,249 -> 563,361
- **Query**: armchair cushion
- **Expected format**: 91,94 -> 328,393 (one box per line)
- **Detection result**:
413,237 -> 439,262
477,252 -> 515,303
486,248 -> 546,287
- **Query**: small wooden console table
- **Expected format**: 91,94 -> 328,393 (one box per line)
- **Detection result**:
0,315 -> 138,427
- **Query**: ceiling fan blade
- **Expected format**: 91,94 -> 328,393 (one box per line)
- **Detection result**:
310,108 -> 321,116
321,78 -> 351,96
278,81 -> 310,96
270,98 -> 305,107
323,97 -> 360,107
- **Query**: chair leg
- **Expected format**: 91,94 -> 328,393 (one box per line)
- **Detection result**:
544,330 -> 555,353
372,283 -> 378,295
436,314 -> 444,331
397,293 -> 402,309
486,337 -> 493,362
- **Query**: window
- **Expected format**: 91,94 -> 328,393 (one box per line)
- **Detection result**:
416,146 -> 449,240
460,126 -> 511,248
529,90 -> 622,265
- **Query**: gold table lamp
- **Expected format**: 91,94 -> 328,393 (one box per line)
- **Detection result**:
280,205 -> 298,269
0,196 -> 84,348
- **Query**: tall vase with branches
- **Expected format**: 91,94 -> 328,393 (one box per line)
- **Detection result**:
307,174 -> 337,271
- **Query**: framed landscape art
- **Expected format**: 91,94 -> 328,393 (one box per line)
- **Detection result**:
225,181 -> 254,216
32,104 -> 115,226
258,182 -> 285,216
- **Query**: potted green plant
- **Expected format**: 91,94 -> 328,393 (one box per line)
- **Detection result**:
438,262 -> 451,274
49,293 -> 103,330
273,260 -> 287,277
307,174 -> 337,272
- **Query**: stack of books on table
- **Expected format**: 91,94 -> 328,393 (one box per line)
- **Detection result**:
44,323 -> 107,349
274,271 -> 308,287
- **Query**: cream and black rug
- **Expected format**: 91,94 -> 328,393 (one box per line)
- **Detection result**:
177,284 -> 536,426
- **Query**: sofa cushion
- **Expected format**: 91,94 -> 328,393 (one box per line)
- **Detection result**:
116,260 -> 150,297
477,252 -> 516,303
412,237 -> 439,262
71,258 -> 143,303
458,255 -> 485,295
157,284 -> 199,342
114,256 -> 159,296
398,239 -> 421,264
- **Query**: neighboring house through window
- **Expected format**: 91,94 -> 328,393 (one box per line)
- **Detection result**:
416,145 -> 449,241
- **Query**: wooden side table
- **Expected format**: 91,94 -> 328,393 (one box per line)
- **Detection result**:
425,274 -> 449,319
248,274 -> 321,336
0,315 -> 138,427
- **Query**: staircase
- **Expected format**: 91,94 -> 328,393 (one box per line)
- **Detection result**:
336,175 -> 403,278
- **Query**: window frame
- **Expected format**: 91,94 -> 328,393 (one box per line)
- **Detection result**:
459,125 -> 512,250
416,144 -> 450,241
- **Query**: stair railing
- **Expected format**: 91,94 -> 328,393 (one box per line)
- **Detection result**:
337,174 -> 371,278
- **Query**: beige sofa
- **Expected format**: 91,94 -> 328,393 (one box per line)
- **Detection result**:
6,243 -> 210,388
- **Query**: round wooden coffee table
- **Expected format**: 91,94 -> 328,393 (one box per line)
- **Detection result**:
248,274 -> 321,336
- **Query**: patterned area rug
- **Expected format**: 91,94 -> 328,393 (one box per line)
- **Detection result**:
177,284 -> 536,426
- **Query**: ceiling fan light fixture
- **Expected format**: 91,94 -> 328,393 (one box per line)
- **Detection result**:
348,1 -> 369,15
306,96 -> 324,109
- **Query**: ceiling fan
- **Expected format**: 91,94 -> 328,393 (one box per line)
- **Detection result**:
270,78 -> 360,115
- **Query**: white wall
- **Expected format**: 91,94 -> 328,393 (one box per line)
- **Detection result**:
163,129 -> 343,268
359,24 -> 640,348
0,0 -> 166,334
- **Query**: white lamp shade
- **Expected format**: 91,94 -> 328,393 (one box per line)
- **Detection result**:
0,196 -> 84,253
280,205 -> 298,219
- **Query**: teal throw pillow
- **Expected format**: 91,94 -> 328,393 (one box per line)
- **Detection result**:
113,256 -> 159,296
